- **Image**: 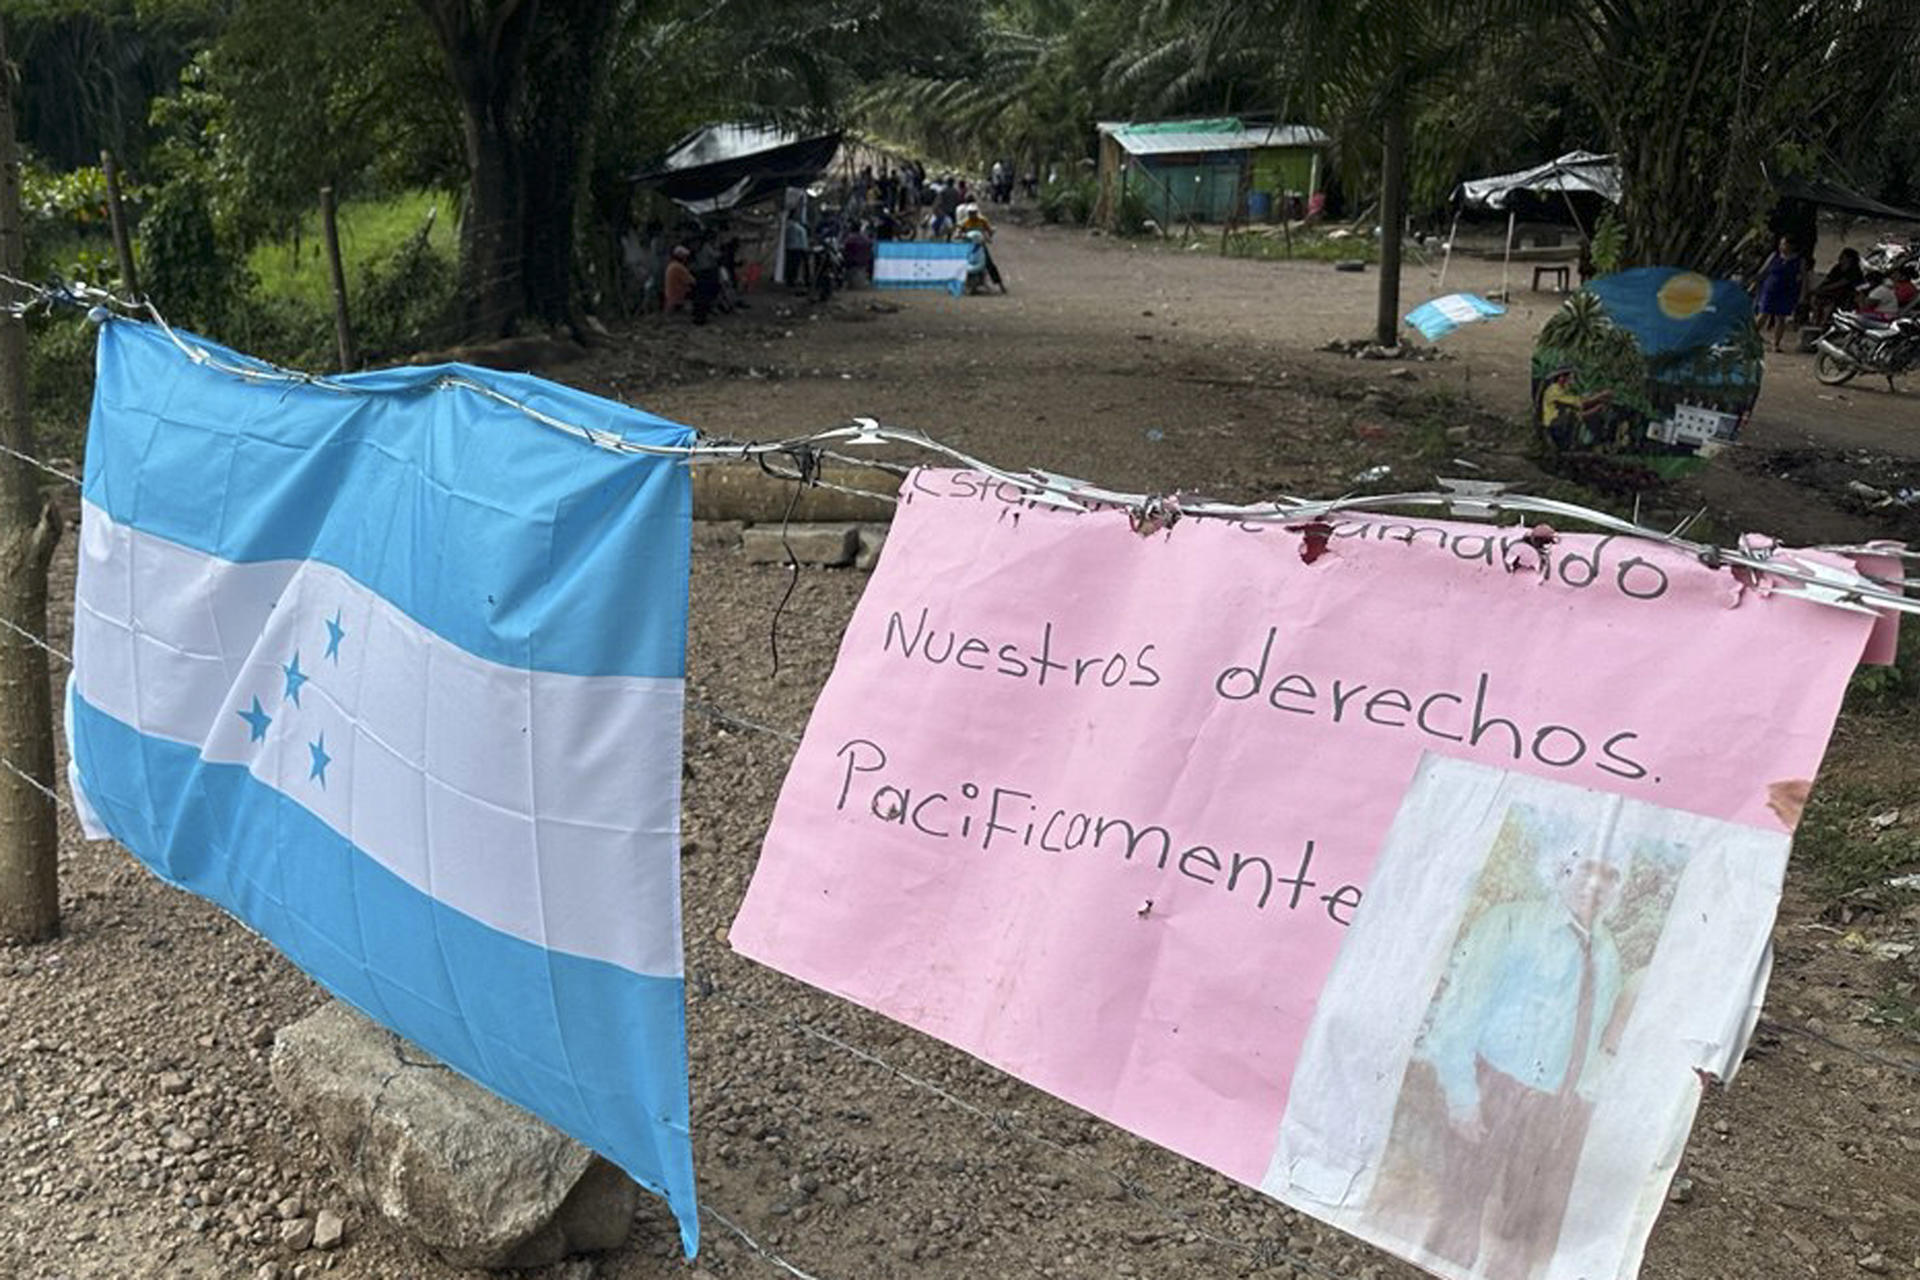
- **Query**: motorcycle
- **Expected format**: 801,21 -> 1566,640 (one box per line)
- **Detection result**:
1813,309 -> 1920,388
1863,238 -> 1915,275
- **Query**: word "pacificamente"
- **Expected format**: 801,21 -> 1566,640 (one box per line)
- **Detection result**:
832,738 -> 1363,926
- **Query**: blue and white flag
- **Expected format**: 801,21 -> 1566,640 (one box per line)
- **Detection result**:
68,321 -> 699,1252
874,241 -> 973,296
1404,292 -> 1506,341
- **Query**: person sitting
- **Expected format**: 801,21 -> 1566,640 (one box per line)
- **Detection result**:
662,246 -> 694,315
1858,265 -> 1918,321
1810,248 -> 1866,325
842,225 -> 874,287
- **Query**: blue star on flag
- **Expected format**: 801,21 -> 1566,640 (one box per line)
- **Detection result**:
324,610 -> 346,663
283,651 -> 309,706
308,732 -> 332,787
236,696 -> 272,742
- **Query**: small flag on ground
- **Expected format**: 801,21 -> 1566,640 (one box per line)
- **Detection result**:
1404,292 -> 1506,341
68,320 -> 700,1252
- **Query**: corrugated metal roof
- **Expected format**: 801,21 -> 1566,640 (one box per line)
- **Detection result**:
1098,120 -> 1330,156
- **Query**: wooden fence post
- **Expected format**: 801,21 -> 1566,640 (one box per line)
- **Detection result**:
321,186 -> 355,372
100,149 -> 139,297
0,17 -> 65,944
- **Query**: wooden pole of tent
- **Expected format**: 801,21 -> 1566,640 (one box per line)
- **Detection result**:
1499,207 -> 1515,301
1437,206 -> 1461,292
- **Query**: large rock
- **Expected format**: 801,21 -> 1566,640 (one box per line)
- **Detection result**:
270,1001 -> 637,1269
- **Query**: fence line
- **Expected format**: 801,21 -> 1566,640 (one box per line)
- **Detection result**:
6,276 -> 1918,618
703,1206 -> 835,1280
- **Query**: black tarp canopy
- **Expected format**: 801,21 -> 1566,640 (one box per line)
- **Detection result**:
631,124 -> 842,213
1773,172 -> 1920,223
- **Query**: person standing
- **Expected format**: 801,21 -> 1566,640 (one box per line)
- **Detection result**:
1404,848 -> 1627,1278
1752,236 -> 1808,352
783,213 -> 811,288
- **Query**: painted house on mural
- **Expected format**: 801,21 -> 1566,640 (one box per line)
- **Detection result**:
1094,118 -> 1331,229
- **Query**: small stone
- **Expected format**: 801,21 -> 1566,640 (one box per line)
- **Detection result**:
280,1218 -> 314,1250
255,1265 -> 282,1280
1667,1177 -> 1693,1204
1858,1254 -> 1889,1273
741,524 -> 858,568
158,1072 -> 191,1096
275,1196 -> 304,1221
1387,366 -> 1417,381
312,1210 -> 344,1251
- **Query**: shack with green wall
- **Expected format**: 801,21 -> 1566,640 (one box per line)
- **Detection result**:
1094,118 -> 1330,229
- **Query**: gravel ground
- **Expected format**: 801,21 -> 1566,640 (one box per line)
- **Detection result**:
3,215 -> 1916,1280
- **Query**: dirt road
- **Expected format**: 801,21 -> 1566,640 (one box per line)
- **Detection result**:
3,216 -> 1916,1280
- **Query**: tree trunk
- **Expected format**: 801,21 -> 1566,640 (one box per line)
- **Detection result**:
417,0 -> 537,339
418,0 -> 625,339
455,87 -> 524,337
0,18 -> 63,944
1373,96 -> 1409,349
517,0 -> 620,330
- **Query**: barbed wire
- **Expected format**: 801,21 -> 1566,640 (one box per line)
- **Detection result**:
0,615 -> 73,665
0,440 -> 84,487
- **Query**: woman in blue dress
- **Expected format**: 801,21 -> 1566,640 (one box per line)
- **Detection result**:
1753,235 -> 1807,352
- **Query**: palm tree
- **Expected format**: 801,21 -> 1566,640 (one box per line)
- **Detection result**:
1119,0 -> 1548,347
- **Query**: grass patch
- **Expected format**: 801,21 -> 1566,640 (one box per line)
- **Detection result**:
1791,780 -> 1920,896
1864,986 -> 1920,1043
248,190 -> 455,307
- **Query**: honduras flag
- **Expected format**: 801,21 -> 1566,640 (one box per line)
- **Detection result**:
67,320 -> 699,1252
1403,292 -> 1506,341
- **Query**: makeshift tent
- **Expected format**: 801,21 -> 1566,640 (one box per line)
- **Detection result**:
1094,118 -> 1330,228
632,124 -> 841,214
1772,172 -> 1920,224
1444,152 -> 1619,295
1458,151 -> 1622,210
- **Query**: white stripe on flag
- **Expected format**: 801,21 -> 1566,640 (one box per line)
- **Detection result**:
72,500 -> 685,979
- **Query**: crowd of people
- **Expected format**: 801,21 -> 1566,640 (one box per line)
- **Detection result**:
622,157 -> 1029,316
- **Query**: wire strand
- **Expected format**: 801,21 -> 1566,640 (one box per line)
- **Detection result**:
0,615 -> 73,665
0,753 -> 73,815
0,441 -> 83,488
703,1205 -> 834,1280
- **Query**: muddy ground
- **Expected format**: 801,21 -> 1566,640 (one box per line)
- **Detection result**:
2,216 -> 1916,1280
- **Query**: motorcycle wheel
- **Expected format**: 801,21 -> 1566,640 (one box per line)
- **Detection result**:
1813,349 -> 1859,386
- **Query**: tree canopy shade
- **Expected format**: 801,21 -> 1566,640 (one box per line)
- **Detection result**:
1557,0 -> 1920,273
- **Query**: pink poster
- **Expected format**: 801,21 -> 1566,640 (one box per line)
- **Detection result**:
730,471 -> 1884,1280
